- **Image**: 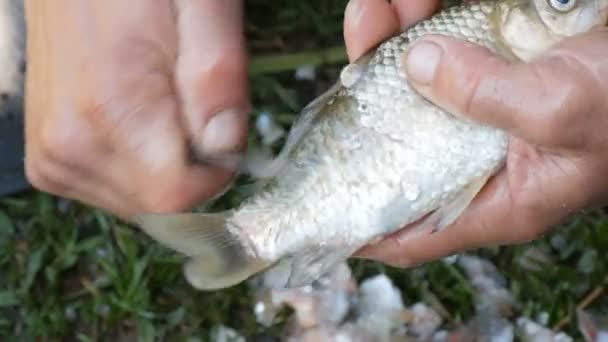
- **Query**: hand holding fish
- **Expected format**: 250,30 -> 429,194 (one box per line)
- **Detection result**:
23,0 -> 249,219
136,0 -> 608,291
358,1 -> 608,267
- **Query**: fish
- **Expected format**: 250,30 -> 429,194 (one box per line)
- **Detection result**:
135,0 -> 608,291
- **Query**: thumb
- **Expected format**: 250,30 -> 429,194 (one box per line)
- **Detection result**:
174,0 -> 250,158
400,35 -> 593,146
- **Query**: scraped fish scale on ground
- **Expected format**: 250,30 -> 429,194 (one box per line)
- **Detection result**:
135,0 -> 608,291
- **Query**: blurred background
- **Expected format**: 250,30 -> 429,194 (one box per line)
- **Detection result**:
0,0 -> 607,340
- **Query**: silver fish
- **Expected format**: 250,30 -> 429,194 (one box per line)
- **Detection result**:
135,0 -> 608,290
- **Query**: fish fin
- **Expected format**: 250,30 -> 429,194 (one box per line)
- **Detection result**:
264,81 -> 343,174
279,50 -> 372,159
134,212 -> 271,290
286,247 -> 358,288
248,54 -> 376,180
274,51 -> 373,167
286,72 -> 346,150
190,52 -> 375,181
189,146 -> 279,179
428,174 -> 491,234
183,254 -> 270,291
189,80 -> 341,181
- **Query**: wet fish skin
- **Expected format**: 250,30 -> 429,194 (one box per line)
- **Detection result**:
135,0 -> 608,291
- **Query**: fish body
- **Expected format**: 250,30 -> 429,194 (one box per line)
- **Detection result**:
136,0 -> 608,290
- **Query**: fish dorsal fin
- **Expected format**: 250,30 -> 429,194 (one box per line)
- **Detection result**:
280,81 -> 341,152
189,77 -> 340,180
245,80 -> 343,180
186,79 -> 343,180
246,51 -> 374,180
284,50 -> 373,154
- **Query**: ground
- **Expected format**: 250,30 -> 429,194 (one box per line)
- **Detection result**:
1,0 -> 607,340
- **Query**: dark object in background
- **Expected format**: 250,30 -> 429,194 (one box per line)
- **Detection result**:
0,0 -> 30,197
0,111 -> 28,196
0,0 -> 28,197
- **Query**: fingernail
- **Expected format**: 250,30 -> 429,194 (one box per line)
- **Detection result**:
404,40 -> 443,85
200,109 -> 247,155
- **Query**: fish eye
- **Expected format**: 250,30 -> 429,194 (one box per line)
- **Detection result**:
548,0 -> 578,12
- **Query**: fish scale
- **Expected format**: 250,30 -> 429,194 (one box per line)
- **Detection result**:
135,0 -> 608,291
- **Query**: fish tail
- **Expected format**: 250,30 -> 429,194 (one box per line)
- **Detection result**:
134,212 -> 270,290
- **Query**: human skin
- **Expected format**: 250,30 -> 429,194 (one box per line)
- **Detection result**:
23,0 -> 250,219
22,0 -> 440,221
344,0 -> 608,267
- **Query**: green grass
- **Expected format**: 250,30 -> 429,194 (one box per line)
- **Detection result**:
2,0 -> 608,340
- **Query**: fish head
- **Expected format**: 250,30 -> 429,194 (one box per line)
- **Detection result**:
533,0 -> 608,34
495,0 -> 608,60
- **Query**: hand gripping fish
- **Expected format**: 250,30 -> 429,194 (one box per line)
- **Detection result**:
135,0 -> 608,290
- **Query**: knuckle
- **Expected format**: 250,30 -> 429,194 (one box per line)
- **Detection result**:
77,76 -> 174,138
534,55 -> 595,131
463,59 -> 496,113
38,121 -> 84,165
77,93 -> 113,127
24,159 -> 68,195
458,54 -> 513,121
79,97 -> 104,124
24,160 -> 47,191
548,79 -> 586,127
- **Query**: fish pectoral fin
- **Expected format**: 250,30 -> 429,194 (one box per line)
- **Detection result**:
247,76 -> 346,180
134,212 -> 271,291
190,145 -> 282,180
199,49 -> 373,181
286,247 -> 357,288
428,173 -> 492,233
184,253 -> 270,291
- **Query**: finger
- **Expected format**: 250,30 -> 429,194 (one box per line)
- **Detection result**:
400,34 -> 600,146
391,0 -> 441,29
356,171 -> 525,267
174,0 -> 250,157
74,59 -> 235,217
97,92 -> 235,217
343,0 -> 400,62
356,140 -> 579,267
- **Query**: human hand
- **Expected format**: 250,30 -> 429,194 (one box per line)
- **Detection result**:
343,0 -> 441,61
24,0 -> 250,219
354,8 -> 608,266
